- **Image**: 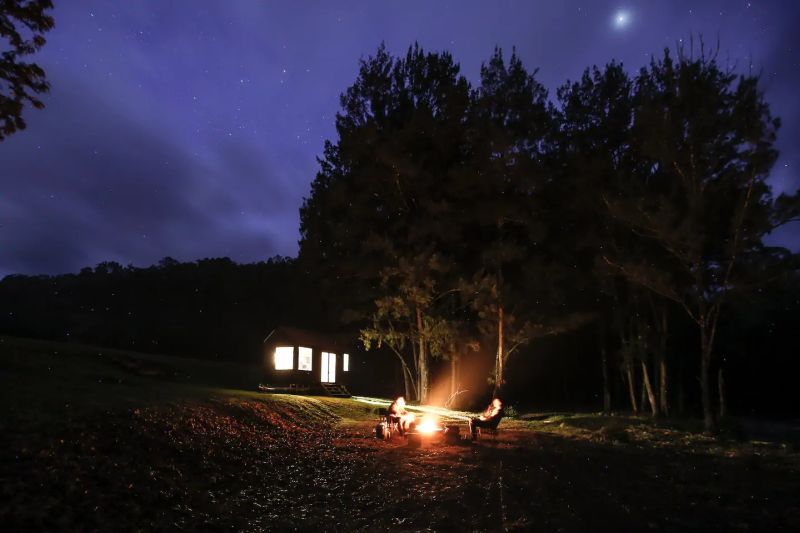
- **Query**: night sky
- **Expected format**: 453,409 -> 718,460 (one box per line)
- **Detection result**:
2,1 -> 798,278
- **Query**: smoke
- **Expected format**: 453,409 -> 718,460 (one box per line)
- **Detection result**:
426,347 -> 494,410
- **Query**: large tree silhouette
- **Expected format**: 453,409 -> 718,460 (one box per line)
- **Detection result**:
600,47 -> 800,432
300,44 -> 471,402
0,0 -> 54,140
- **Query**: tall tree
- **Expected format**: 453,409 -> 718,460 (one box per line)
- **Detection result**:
462,48 -> 566,396
299,44 -> 471,402
602,46 -> 800,431
0,0 -> 54,140
360,252 -> 463,402
556,62 -> 677,416
557,62 -> 638,414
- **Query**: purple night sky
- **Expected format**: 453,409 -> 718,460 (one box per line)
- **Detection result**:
2,1 -> 798,277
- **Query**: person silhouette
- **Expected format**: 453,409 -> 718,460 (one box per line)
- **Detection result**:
469,398 -> 503,440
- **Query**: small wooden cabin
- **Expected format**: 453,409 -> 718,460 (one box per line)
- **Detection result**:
262,326 -> 352,395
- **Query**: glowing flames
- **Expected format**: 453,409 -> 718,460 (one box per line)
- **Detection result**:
416,416 -> 441,435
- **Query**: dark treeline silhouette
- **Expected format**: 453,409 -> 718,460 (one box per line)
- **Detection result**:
1,254 -> 797,419
0,257 -> 325,363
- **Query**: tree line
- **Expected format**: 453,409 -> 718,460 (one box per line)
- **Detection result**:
2,250 -> 797,420
0,257 -> 321,363
298,42 -> 800,432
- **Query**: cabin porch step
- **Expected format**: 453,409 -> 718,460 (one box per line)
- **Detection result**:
320,383 -> 351,397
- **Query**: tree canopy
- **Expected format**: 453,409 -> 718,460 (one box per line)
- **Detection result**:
0,0 -> 54,140
300,42 -> 800,427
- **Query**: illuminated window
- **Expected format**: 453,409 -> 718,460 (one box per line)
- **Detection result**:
298,347 -> 312,371
321,352 -> 336,383
274,346 -> 293,370
343,353 -> 349,372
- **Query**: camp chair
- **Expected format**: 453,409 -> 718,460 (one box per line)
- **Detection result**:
378,408 -> 401,439
473,411 -> 504,441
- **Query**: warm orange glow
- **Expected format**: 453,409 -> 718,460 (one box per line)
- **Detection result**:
416,416 -> 441,435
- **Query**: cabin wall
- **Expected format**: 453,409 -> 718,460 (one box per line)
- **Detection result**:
263,340 -> 353,387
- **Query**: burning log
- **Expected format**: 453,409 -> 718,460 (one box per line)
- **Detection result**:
371,403 -> 464,445
415,416 -> 440,435
405,415 -> 445,447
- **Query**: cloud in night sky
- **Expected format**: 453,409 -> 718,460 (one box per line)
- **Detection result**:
2,70 -> 292,276
2,0 -> 798,277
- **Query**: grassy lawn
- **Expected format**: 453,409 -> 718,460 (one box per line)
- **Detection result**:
2,335 -> 799,531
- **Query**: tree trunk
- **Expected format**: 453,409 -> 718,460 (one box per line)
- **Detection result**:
700,326 -> 716,433
601,347 -> 611,415
718,367 -> 726,419
416,307 -> 428,404
390,349 -> 417,401
402,363 -> 412,400
657,308 -> 669,417
494,304 -> 504,397
626,362 -> 639,414
641,360 -> 658,417
659,353 -> 669,417
450,353 -> 458,398
410,326 -> 419,401
640,376 -> 646,410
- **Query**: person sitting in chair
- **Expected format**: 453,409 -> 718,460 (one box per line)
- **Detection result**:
469,398 -> 503,440
388,396 -> 415,434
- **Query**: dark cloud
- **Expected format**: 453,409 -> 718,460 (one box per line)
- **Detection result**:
1,71 -> 281,276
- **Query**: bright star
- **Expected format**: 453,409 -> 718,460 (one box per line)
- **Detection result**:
613,10 -> 631,30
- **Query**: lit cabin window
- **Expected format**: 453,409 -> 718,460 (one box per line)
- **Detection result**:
343,353 -> 349,371
298,347 -> 312,371
321,352 -> 336,383
274,346 -> 293,370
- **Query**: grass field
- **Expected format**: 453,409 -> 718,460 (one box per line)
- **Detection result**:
2,335 -> 799,531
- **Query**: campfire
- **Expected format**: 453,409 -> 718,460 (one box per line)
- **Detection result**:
404,415 -> 462,446
414,415 -> 443,435
372,398 -> 464,444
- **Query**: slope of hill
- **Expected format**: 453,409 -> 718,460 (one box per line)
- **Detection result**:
2,336 -> 799,531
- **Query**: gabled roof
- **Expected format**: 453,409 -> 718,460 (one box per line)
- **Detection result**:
263,325 -> 347,351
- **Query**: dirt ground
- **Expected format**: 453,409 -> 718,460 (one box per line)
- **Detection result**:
337,420 -> 800,532
3,395 -> 799,532
2,337 -> 799,531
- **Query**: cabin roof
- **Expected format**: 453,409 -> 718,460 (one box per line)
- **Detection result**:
263,325 -> 346,351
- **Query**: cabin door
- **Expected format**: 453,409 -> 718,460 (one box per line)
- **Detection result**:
320,352 -> 336,383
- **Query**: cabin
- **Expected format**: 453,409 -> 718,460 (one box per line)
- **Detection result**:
261,325 -> 352,397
